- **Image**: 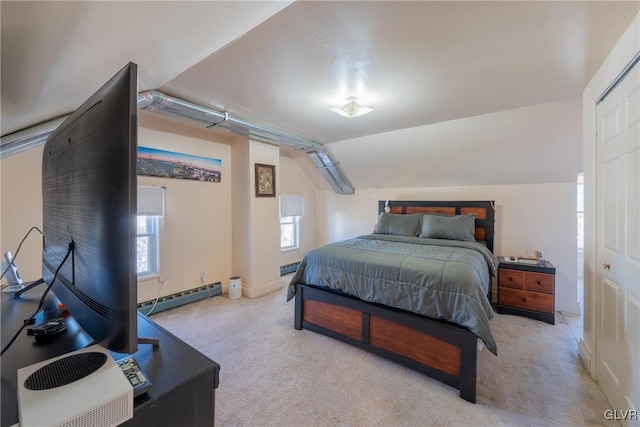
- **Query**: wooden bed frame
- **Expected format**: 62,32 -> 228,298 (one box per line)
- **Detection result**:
293,200 -> 495,403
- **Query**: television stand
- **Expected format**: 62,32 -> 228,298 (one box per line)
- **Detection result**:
138,336 -> 160,349
14,278 -> 45,299
2,288 -> 220,427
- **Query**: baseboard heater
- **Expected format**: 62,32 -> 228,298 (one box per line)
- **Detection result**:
280,261 -> 301,276
137,282 -> 222,316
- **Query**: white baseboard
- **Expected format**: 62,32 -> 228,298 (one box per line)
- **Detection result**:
579,337 -> 593,377
556,300 -> 581,316
244,280 -> 284,299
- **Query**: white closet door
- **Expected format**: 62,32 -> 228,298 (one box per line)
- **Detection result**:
596,59 -> 640,425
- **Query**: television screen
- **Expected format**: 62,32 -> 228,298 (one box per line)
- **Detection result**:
41,63 -> 138,354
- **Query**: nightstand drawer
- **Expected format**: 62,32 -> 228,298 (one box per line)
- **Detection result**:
499,288 -> 554,314
498,269 -> 525,289
524,272 -> 554,294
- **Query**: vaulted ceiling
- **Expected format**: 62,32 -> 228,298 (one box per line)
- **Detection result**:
2,1 -> 638,189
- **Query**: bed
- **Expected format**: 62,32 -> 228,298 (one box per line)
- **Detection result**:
287,200 -> 498,403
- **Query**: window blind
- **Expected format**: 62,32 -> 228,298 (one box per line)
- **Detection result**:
138,186 -> 165,216
280,194 -> 303,217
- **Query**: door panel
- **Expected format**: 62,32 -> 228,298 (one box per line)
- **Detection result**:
627,149 -> 640,264
596,59 -> 640,424
626,295 -> 640,411
601,158 -> 620,255
599,277 -> 621,401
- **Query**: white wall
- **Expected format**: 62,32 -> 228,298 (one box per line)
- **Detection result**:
244,140 -> 281,297
325,99 -> 583,189
136,113 -> 233,302
581,12 -> 640,375
278,155 -> 319,267
231,136 -> 251,288
2,83 -> 588,321
0,109 -> 585,315
318,183 -> 580,314
0,145 -> 44,282
0,112 -> 235,304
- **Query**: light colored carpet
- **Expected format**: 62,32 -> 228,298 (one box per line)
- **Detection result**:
152,281 -> 611,427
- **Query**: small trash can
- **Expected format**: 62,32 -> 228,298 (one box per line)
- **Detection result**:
229,276 -> 242,300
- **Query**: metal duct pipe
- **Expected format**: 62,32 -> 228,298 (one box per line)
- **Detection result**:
138,90 -> 226,126
0,116 -> 68,158
307,150 -> 354,195
136,91 -> 353,194
138,91 -> 325,151
1,91 -> 224,158
1,90 -> 354,195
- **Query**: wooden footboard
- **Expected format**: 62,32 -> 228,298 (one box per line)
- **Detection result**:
294,283 -> 478,403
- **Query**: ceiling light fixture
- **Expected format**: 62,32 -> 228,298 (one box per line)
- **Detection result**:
329,96 -> 373,118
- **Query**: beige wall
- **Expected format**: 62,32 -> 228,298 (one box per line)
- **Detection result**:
0,110 -> 315,303
278,155 -> 319,267
1,99 -> 589,316
581,11 -> 640,375
0,123 -> 582,314
231,137 -> 251,289
317,183 -> 580,315
243,140 -> 281,297
0,145 -> 44,282
136,113 -> 233,302
0,112 -> 236,303
231,136 -> 292,297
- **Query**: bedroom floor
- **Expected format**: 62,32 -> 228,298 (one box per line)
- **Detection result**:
151,276 -> 609,427
559,273 -> 584,344
561,311 -> 583,344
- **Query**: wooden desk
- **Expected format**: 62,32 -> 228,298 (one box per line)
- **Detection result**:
1,287 -> 220,427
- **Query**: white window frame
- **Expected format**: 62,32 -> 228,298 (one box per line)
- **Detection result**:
280,215 -> 300,252
577,173 -> 584,252
137,215 -> 160,278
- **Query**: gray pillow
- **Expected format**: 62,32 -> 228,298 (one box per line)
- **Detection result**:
373,212 -> 422,237
418,213 -> 476,241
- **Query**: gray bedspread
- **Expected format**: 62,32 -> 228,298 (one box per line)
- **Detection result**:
287,234 -> 499,355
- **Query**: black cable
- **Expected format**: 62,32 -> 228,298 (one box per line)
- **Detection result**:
13,278 -> 45,299
206,112 -> 228,129
206,118 -> 226,128
0,241 -> 74,357
0,226 -> 43,282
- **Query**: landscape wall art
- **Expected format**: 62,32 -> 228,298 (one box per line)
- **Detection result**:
137,146 -> 221,182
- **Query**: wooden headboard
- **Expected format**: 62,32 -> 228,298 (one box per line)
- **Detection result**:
377,200 -> 496,253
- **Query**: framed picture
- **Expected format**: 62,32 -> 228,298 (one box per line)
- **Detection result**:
137,146 -> 222,182
255,163 -> 276,197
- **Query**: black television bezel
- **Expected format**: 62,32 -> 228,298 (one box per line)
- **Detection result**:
41,62 -> 138,354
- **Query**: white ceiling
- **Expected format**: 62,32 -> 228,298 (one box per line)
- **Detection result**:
1,0 -> 293,135
163,1 -> 638,144
2,1 -> 639,189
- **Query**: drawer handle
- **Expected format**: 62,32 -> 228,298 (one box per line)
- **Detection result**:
603,263 -> 611,270
536,281 -> 541,285
522,298 -> 527,302
509,277 -> 513,281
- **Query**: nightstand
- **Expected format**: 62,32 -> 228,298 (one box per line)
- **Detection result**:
496,259 -> 556,325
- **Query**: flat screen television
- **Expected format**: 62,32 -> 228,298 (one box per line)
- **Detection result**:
41,62 -> 138,354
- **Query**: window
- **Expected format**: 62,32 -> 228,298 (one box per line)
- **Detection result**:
137,215 -> 159,277
280,216 -> 299,251
137,186 -> 164,278
577,173 -> 584,251
280,194 -> 303,251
